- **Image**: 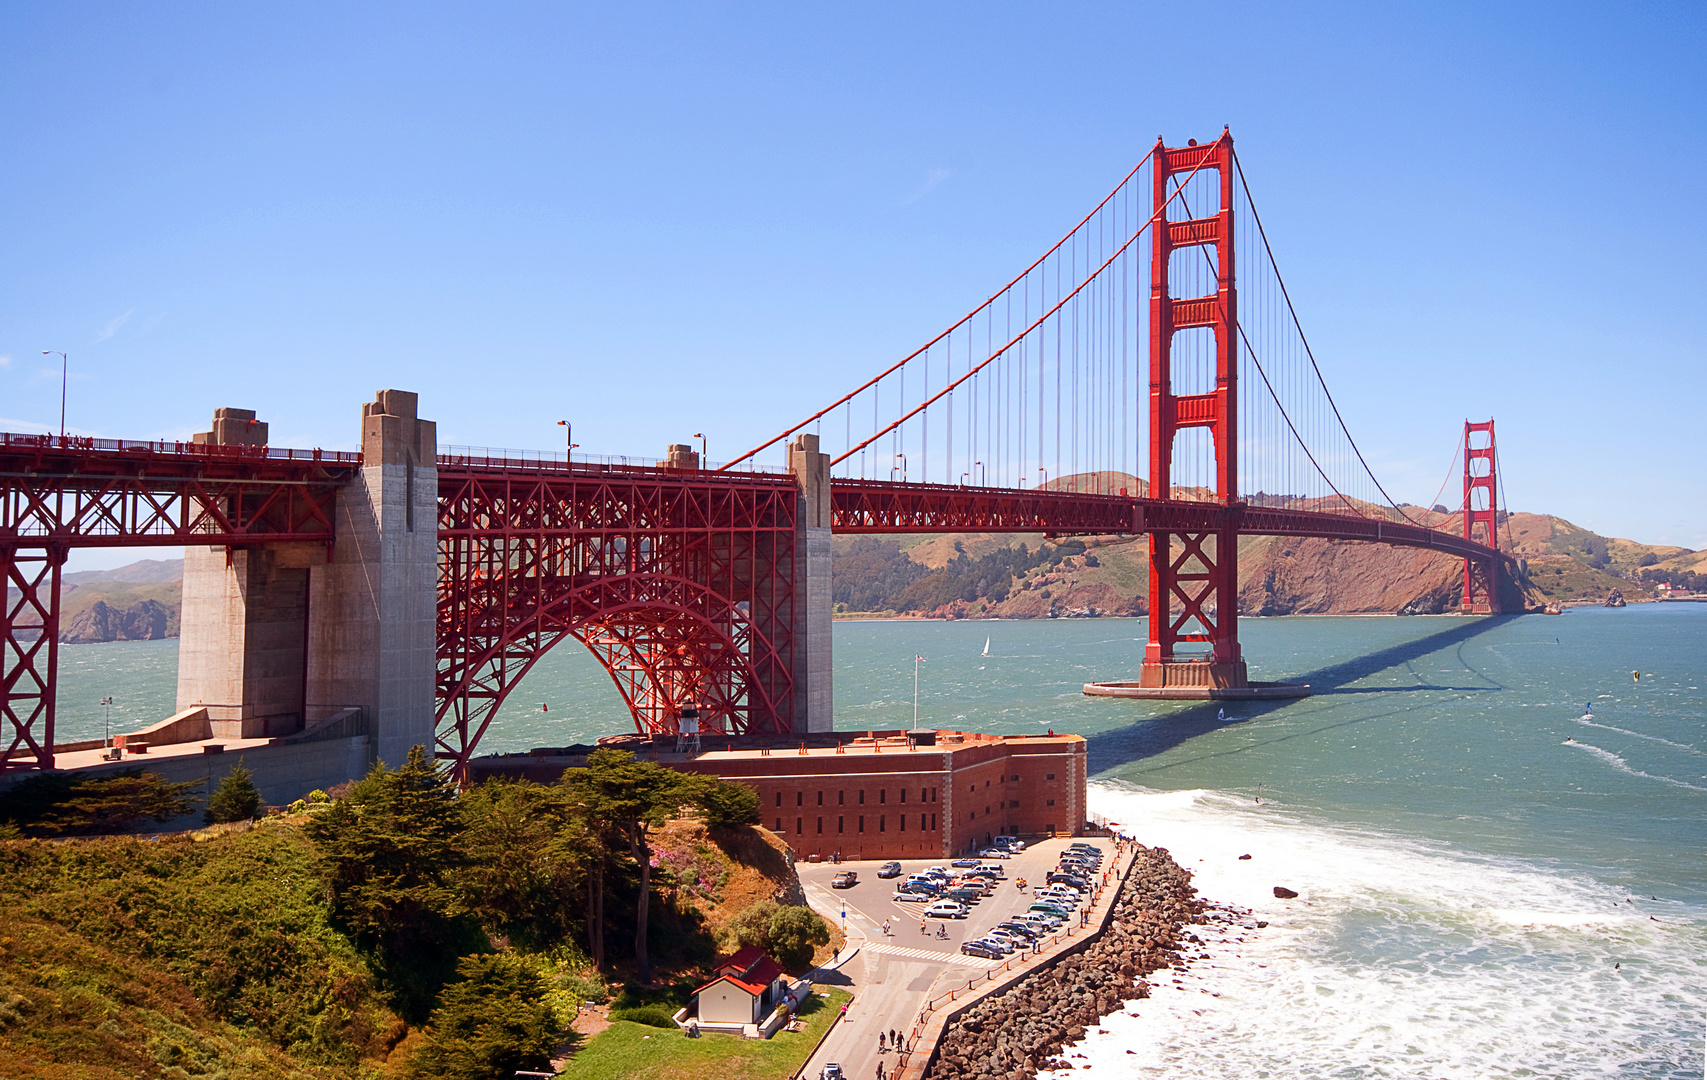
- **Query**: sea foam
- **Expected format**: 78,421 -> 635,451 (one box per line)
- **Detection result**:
1048,783 -> 1706,1079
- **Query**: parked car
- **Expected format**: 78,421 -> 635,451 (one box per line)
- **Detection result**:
966,868 -> 1001,882
877,861 -> 903,879
898,882 -> 940,898
994,835 -> 1026,851
971,935 -> 1015,954
984,928 -> 1027,950
997,920 -> 1043,940
1068,842 -> 1101,854
946,887 -> 983,904
893,890 -> 932,902
925,900 -> 968,919
950,857 -> 981,868
961,940 -> 1004,960
1048,872 -> 1089,889
831,871 -> 858,888
1029,902 -> 1072,919
978,848 -> 1011,859
821,1065 -> 845,1080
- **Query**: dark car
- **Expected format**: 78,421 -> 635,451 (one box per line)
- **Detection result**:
950,857 -> 981,868
898,880 -> 940,896
997,920 -> 1042,940
877,861 -> 903,879
961,940 -> 1004,960
1048,872 -> 1089,889
946,887 -> 983,904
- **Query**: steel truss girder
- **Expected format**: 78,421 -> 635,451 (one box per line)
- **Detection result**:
435,465 -> 799,769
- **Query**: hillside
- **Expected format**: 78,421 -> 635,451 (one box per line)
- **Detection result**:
0,759 -> 827,1079
833,501 -> 1691,617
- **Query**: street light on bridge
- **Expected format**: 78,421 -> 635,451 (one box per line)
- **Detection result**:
693,432 -> 706,466
556,420 -> 577,464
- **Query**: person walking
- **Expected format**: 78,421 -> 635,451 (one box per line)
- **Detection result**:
879,1031 -> 886,1052
892,1028 -> 900,1049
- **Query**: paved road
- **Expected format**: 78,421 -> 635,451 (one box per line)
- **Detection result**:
796,838 -> 1107,1080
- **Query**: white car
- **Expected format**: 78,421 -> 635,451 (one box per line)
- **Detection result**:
925,900 -> 968,919
978,848 -> 1011,859
893,890 -> 932,903
971,935 -> 1015,954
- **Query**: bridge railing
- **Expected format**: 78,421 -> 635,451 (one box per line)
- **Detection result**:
0,431 -> 361,466
437,444 -> 788,475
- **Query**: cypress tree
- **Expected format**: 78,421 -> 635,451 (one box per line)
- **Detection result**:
205,759 -> 262,824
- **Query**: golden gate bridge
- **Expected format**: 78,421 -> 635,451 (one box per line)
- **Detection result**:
1,130 -> 1512,777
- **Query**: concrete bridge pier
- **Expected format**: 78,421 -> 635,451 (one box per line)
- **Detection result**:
788,433 -> 833,733
176,392 -> 439,768
305,390 -> 438,767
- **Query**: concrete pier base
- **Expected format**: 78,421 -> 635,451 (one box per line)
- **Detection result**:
1082,680 -> 1311,700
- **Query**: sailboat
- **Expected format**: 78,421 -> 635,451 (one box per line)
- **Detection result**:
982,636 -> 990,657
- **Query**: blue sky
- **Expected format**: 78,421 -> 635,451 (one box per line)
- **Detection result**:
4,2 -> 1703,572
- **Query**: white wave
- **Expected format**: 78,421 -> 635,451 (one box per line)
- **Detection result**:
1571,716 -> 1701,754
1566,740 -> 1707,792
1061,783 -> 1707,1079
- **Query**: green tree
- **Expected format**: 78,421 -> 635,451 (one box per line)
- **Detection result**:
562,749 -> 700,981
305,745 -> 477,1018
406,953 -> 559,1080
765,905 -> 831,972
695,777 -> 761,828
458,778 -> 588,950
0,768 -> 197,836
204,759 -> 262,824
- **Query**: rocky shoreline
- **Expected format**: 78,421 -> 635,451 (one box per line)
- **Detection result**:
927,844 -> 1255,1080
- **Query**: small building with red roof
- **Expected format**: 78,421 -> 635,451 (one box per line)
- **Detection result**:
694,945 -> 793,1026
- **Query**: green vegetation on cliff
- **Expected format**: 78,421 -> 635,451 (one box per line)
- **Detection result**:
0,752 -> 832,1079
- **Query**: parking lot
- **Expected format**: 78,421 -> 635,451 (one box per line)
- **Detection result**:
796,837 -> 1109,1080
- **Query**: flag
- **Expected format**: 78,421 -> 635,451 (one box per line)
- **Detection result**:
916,656 -> 926,663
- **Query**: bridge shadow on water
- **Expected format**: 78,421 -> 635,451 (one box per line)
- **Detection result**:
1083,615 -> 1521,778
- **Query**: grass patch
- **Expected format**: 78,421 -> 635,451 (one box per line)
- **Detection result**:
560,986 -> 851,1080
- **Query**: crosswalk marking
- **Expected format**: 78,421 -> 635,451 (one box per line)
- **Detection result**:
863,941 -> 1002,967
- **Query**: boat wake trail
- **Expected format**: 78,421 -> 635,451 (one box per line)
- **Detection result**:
1564,740 -> 1707,792
1571,716 -> 1701,755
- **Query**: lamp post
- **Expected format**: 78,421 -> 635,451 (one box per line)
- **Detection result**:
556,420 -> 576,464
100,696 -> 113,748
42,351 -> 66,438
893,453 -> 907,483
693,432 -> 706,467
912,654 -> 926,731
1038,467 -> 1049,489
974,460 -> 986,486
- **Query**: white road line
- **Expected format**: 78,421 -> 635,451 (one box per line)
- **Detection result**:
863,942 -> 1002,967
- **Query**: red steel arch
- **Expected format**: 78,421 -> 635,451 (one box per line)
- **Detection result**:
434,457 -> 798,773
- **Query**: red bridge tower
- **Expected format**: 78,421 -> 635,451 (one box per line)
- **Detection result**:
1461,419 -> 1501,614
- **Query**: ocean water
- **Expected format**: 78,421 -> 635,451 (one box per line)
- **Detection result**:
53,607 -> 1706,1075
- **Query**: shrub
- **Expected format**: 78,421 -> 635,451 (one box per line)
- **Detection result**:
609,1004 -> 680,1028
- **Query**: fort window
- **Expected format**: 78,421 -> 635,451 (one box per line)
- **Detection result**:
859,791 -> 865,805
858,815 -> 865,833
880,789 -> 886,804
796,817 -> 803,834
776,792 -> 782,807
818,791 -> 823,806
1047,799 -> 1056,806
775,818 -> 782,831
817,817 -> 823,834
796,791 -> 803,806
1011,774 -> 1020,781
839,791 -> 844,805
1046,773 -> 1055,780
880,815 -> 886,832
900,789 -> 907,803
900,813 -> 906,831
838,816 -> 844,833
931,813 -> 937,830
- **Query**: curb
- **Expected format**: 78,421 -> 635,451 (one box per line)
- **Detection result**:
791,990 -> 855,1080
